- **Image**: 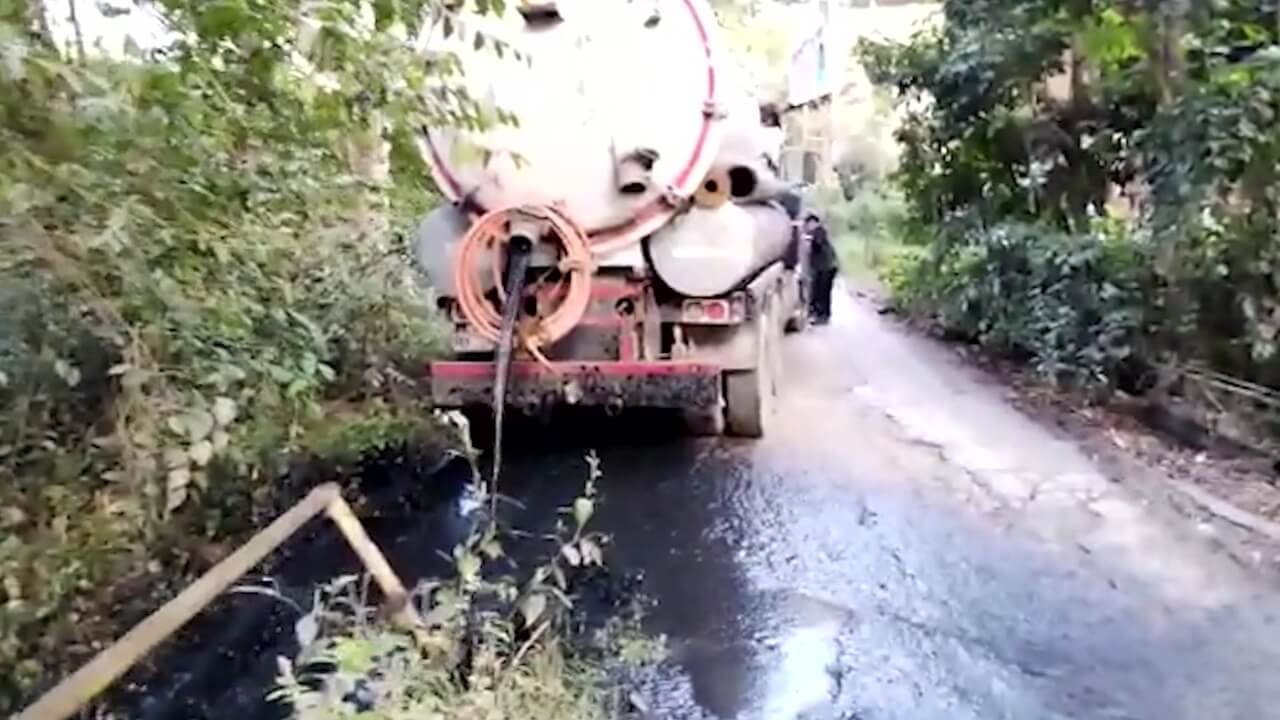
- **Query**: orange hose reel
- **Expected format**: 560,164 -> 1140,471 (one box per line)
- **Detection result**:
452,205 -> 594,360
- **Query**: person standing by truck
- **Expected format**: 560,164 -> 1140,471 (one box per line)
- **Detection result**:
806,213 -> 838,325
777,189 -> 803,269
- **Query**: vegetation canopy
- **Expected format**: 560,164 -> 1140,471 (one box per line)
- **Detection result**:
859,0 -> 1280,432
0,0 -> 514,710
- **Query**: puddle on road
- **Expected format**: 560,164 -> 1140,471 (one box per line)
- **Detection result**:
756,615 -> 843,719
642,589 -> 851,720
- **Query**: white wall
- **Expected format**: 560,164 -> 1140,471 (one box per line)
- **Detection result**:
780,2 -> 941,186
784,2 -> 939,107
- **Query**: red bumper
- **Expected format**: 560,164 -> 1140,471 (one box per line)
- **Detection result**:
429,360 -> 723,411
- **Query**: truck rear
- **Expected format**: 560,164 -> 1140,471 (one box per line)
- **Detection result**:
412,0 -> 807,437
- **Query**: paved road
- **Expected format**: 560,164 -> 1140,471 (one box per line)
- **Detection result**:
502,287 -> 1280,720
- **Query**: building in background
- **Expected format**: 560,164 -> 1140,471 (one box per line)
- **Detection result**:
780,0 -> 836,187
778,1 -> 941,190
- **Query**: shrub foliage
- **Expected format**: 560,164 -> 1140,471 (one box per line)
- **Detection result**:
862,0 -> 1280,398
0,0 -> 499,710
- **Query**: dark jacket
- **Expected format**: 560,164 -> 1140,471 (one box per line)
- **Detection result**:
776,192 -> 804,269
809,226 -> 838,273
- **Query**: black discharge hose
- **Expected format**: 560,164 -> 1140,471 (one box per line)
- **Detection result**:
491,235 -> 534,485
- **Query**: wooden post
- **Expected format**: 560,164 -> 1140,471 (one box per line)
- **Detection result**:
325,496 -> 423,629
16,483 -> 421,720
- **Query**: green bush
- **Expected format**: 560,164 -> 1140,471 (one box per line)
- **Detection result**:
812,181 -> 910,285
860,0 -> 1280,406
878,242 -> 932,305
889,217 -> 1151,391
0,0 -> 495,710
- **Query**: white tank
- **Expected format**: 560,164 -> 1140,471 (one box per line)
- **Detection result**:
647,203 -> 792,298
416,0 -> 760,250
413,204 -> 487,297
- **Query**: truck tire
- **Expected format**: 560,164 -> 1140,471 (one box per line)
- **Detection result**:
724,369 -> 768,438
784,279 -> 810,334
683,408 -> 726,436
785,305 -> 810,334
724,303 -> 778,438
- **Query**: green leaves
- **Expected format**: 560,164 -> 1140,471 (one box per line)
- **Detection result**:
885,217 -> 1149,393
51,359 -> 80,388
212,396 -> 238,427
473,0 -> 498,16
1080,7 -> 1144,73
188,440 -> 214,467
864,0 -> 1280,405
518,591 -> 546,627
578,537 -> 603,567
166,466 -> 192,513
0,0 -> 473,708
572,497 -> 594,529
455,549 -> 482,583
194,0 -> 253,41
177,409 -> 215,444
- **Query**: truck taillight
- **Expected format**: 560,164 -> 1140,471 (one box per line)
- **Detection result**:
681,298 -> 739,325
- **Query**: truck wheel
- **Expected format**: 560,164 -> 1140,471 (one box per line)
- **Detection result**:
724,304 -> 777,438
683,408 -> 725,436
785,305 -> 810,334
785,281 -> 810,334
724,369 -> 768,438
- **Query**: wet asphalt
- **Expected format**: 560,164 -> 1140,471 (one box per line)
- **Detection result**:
115,289 -> 1280,720
498,289 -> 1280,720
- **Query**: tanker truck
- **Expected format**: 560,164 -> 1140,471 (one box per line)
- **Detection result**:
413,0 -> 809,437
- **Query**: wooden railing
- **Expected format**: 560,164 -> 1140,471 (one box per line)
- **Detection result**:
16,483 -> 420,720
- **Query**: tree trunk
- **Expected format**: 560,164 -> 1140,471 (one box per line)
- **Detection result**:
1152,0 -> 1188,106
342,111 -> 392,244
67,0 -> 85,61
1137,0 -> 1193,377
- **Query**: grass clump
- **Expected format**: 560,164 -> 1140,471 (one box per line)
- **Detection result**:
273,459 -> 665,719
